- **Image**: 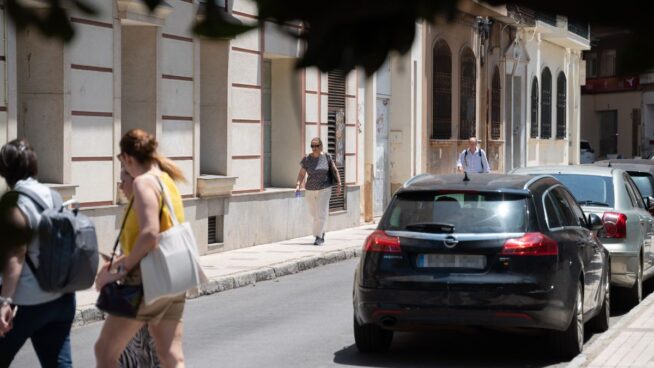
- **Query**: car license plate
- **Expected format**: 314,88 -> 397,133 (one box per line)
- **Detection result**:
417,254 -> 486,269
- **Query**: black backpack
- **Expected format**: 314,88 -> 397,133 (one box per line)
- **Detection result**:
12,187 -> 99,293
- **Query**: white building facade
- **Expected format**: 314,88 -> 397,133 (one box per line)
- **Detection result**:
0,0 -> 361,255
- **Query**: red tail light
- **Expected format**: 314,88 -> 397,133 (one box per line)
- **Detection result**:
363,230 -> 401,253
500,233 -> 558,256
602,212 -> 627,239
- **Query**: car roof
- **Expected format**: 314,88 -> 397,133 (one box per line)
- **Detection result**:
595,159 -> 654,167
594,161 -> 654,175
511,164 -> 619,177
399,173 -> 544,195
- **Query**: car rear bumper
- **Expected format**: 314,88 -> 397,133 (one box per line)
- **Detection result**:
354,285 -> 572,331
608,251 -> 639,288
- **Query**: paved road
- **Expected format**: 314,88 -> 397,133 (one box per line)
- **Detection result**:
12,258 -> 636,368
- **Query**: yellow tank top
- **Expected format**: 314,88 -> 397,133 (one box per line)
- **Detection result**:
120,172 -> 185,256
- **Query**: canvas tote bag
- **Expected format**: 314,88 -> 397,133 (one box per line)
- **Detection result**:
141,176 -> 208,305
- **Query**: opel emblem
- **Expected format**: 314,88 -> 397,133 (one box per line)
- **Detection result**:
444,235 -> 459,248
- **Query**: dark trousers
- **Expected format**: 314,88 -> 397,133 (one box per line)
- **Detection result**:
0,293 -> 75,368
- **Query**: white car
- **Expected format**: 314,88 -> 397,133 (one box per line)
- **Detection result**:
581,140 -> 596,164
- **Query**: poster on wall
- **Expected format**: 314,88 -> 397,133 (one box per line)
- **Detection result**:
335,109 -> 346,166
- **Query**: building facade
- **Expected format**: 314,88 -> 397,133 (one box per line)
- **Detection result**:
413,3 -> 589,176
0,0 -> 361,255
580,27 -> 654,160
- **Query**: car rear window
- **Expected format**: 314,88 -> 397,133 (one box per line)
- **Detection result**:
580,141 -> 591,150
629,173 -> 654,198
552,174 -> 614,207
382,191 -> 529,234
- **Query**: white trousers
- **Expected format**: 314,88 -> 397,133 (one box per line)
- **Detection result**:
306,187 -> 332,238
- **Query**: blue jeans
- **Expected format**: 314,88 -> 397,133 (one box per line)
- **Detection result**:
0,293 -> 75,368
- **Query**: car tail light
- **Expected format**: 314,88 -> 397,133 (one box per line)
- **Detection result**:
363,230 -> 401,253
602,212 -> 627,239
500,233 -> 558,256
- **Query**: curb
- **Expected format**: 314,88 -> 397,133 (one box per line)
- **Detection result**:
567,291 -> 654,367
72,246 -> 362,327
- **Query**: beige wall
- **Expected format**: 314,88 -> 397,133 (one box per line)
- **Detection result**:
270,59 -> 301,188
581,91 -> 642,159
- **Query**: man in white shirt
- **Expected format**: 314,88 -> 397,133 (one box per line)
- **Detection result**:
457,137 -> 490,173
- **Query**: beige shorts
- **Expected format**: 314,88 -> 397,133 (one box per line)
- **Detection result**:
135,292 -> 186,325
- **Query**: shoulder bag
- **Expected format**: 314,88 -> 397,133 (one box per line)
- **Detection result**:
140,176 -> 208,305
96,199 -> 144,318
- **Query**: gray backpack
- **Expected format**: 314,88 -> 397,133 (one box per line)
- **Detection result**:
13,187 -> 99,293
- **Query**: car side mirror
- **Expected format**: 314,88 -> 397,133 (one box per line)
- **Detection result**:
587,213 -> 603,231
647,196 -> 654,215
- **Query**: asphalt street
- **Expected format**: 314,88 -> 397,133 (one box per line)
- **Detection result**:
12,257 -> 635,368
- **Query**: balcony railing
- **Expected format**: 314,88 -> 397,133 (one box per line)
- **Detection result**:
568,19 -> 589,39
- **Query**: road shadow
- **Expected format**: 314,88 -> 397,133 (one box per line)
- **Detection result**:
333,327 -> 564,368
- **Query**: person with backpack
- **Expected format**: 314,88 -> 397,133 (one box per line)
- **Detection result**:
0,139 -> 76,367
456,137 -> 490,174
94,129 -> 187,368
295,137 -> 342,245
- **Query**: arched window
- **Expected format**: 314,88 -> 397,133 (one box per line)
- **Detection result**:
556,72 -> 567,139
490,67 -> 501,140
530,77 -> 539,138
432,40 -> 452,139
540,68 -> 552,138
459,47 -> 476,140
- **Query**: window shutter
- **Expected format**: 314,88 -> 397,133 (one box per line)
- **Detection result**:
491,68 -> 501,140
328,70 -> 346,211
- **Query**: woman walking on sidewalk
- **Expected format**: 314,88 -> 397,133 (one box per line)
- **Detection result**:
295,137 -> 342,245
94,129 -> 187,368
0,139 -> 75,368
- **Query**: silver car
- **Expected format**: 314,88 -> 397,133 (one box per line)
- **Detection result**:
511,165 -> 654,307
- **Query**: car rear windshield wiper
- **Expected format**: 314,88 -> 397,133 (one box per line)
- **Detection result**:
577,200 -> 610,207
405,223 -> 455,233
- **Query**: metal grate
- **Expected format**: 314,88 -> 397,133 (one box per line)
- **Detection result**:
459,48 -> 476,140
531,77 -> 539,138
556,72 -> 567,139
208,216 -> 217,244
433,40 -> 452,139
540,68 -> 552,139
491,68 -> 501,140
328,70 -> 346,211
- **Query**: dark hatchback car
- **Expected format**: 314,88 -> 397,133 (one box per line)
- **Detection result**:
353,174 -> 610,359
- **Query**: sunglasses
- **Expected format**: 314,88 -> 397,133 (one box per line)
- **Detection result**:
311,145 -> 321,148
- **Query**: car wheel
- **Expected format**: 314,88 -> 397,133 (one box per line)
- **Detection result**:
588,272 -> 610,333
625,258 -> 643,308
551,281 -> 584,359
353,316 -> 393,353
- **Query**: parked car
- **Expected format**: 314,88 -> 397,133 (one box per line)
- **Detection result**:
511,165 -> 654,308
353,173 -> 610,359
580,140 -> 596,164
595,159 -> 654,216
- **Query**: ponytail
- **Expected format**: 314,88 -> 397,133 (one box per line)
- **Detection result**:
154,153 -> 186,183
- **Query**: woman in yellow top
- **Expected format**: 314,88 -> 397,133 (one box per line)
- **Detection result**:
94,129 -> 187,368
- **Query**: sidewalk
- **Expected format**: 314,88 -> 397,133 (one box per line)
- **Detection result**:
73,223 -> 376,327
569,291 -> 654,368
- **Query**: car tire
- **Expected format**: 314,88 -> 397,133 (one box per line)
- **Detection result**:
551,281 -> 584,360
588,272 -> 610,333
625,257 -> 643,309
353,316 -> 393,353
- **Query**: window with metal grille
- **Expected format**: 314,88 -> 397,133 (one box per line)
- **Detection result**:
540,68 -> 552,139
556,72 -> 566,139
491,67 -> 501,140
433,40 -> 452,139
530,77 -> 539,138
459,48 -> 476,140
208,215 -> 223,245
328,70 -> 346,211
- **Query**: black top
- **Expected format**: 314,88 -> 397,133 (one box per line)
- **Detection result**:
301,153 -> 332,190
